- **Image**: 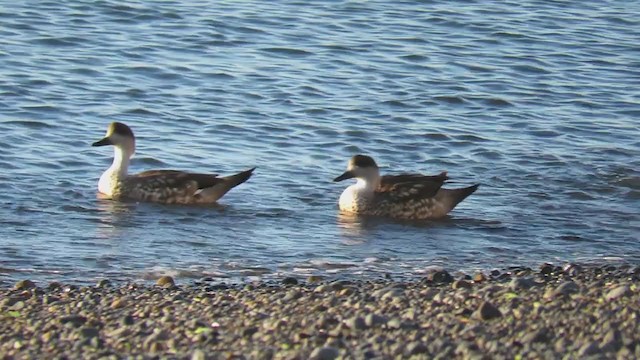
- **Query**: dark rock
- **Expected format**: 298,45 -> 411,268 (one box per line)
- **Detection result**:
364,313 -> 386,328
509,277 -> 537,291
345,316 -> 367,330
14,280 -> 36,290
578,341 -> 600,356
539,263 -> 554,275
330,280 -> 352,291
243,326 -> 259,338
600,329 -> 622,352
2,295 -> 28,308
475,301 -> 502,320
563,263 -> 583,276
310,346 -> 339,360
282,277 -> 298,286
48,282 -> 63,291
79,327 -> 100,339
60,315 -> 88,328
43,295 -> 59,305
522,327 -> 551,343
452,279 -> 472,289
424,270 -> 454,284
407,341 -> 428,355
120,314 -> 135,326
9,301 -> 25,311
551,281 -> 580,297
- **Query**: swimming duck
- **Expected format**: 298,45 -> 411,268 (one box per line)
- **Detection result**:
334,155 -> 478,219
92,122 -> 254,204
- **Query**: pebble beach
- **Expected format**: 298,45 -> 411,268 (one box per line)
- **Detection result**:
2,264 -> 639,359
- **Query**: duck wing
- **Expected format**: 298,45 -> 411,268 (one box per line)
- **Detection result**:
130,170 -> 222,191
377,172 -> 449,199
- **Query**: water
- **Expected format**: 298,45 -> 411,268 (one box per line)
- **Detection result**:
1,1 -> 639,285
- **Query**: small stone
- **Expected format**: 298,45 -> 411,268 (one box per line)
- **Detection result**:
600,329 -> 622,352
407,341 -> 428,355
563,263 -> 583,276
425,270 -> 454,284
79,327 -> 100,339
578,341 -> 600,356
156,276 -> 175,287
282,277 -> 298,285
96,279 -> 111,288
283,290 -> 302,301
473,273 -> 487,283
314,284 -> 331,293
539,263 -> 554,275
548,281 -> 580,298
191,349 -> 206,360
338,287 -> 354,296
43,295 -> 59,305
510,277 -> 537,291
60,315 -> 87,328
475,301 -> 502,320
307,275 -> 324,283
452,279 -> 472,289
48,282 -> 63,291
243,326 -> 259,338
381,288 -> 404,300
14,280 -> 36,290
365,313 -> 387,328
310,346 -> 339,360
605,285 -> 631,301
120,314 -> 135,326
330,280 -> 352,290
110,297 -> 126,309
345,316 -> 367,330
522,327 -> 551,343
386,318 -> 402,329
9,301 -> 25,311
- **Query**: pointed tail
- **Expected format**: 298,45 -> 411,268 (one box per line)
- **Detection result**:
199,167 -> 255,202
435,184 -> 479,214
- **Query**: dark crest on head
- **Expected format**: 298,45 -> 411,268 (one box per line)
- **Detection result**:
350,154 -> 378,168
110,122 -> 135,139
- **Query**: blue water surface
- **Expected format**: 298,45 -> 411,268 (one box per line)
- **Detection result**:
0,0 -> 639,285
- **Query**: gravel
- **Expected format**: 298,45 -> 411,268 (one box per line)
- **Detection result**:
1,264 -> 639,359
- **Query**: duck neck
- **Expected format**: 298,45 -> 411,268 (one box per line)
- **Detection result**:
108,146 -> 131,179
356,173 -> 380,192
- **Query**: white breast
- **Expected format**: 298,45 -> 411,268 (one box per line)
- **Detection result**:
339,185 -> 362,212
98,169 -> 115,197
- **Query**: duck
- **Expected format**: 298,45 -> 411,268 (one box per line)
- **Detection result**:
333,154 -> 478,219
92,122 -> 254,204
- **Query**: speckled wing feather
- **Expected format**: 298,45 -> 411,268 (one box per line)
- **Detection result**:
132,170 -> 221,190
377,172 -> 449,199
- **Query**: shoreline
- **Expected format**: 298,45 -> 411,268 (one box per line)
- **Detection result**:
1,263 -> 639,359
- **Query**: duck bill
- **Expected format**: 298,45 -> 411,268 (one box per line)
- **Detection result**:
333,170 -> 355,182
92,137 -> 112,147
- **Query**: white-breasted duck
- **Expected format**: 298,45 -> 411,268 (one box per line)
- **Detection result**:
92,122 -> 254,204
334,155 -> 478,219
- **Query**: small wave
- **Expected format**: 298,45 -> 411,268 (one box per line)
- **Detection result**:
259,47 -> 312,56
433,95 -> 465,104
31,37 -> 83,47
